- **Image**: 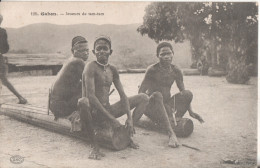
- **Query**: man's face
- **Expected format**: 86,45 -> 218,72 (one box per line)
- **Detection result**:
93,39 -> 111,64
73,42 -> 89,61
158,47 -> 173,65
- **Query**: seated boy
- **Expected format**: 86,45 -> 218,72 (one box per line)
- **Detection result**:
49,36 -> 89,120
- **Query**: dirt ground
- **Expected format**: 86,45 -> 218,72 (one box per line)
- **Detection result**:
0,74 -> 257,168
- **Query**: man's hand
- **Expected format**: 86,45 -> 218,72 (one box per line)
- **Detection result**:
111,119 -> 122,129
125,118 -> 135,137
190,112 -> 204,123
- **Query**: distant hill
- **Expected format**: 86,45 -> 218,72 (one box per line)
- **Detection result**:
5,23 -> 192,69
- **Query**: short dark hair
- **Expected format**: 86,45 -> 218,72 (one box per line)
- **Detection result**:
71,36 -> 87,48
94,35 -> 111,49
156,42 -> 174,56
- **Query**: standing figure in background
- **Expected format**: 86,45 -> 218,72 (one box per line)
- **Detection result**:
197,55 -> 209,76
0,14 -> 27,104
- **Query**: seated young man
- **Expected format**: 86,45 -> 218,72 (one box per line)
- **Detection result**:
49,36 -> 89,120
138,42 -> 204,148
79,35 -> 148,160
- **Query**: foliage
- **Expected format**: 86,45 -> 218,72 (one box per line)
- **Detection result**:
138,2 -> 258,84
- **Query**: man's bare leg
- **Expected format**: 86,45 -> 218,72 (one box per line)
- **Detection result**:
128,93 -> 149,124
1,76 -> 27,104
145,92 -> 180,148
78,98 -> 105,160
129,94 -> 149,149
169,90 -> 204,123
110,93 -> 149,149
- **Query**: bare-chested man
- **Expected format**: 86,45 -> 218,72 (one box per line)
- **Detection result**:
138,42 -> 204,148
78,35 -> 148,160
0,14 -> 27,104
49,36 -> 89,119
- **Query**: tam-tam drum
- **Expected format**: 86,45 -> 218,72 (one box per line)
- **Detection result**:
172,118 -> 194,137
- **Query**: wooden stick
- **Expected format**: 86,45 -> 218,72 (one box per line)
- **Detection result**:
109,88 -> 115,96
172,95 -> 177,126
182,144 -> 201,151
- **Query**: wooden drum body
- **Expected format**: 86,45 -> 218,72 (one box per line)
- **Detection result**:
172,118 -> 194,137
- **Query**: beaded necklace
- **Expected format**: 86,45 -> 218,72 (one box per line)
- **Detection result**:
158,63 -> 173,74
96,61 -> 109,72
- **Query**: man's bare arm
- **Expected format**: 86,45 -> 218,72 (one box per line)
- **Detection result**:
73,59 -> 85,90
82,71 -> 87,97
138,68 -> 153,94
1,29 -> 9,54
175,68 -> 185,92
83,63 -> 118,122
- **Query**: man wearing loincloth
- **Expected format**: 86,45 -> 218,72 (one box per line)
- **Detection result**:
78,35 -> 149,160
49,36 -> 89,120
0,14 -> 27,104
138,42 -> 204,148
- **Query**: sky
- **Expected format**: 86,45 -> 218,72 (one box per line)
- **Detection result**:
0,1 -> 150,28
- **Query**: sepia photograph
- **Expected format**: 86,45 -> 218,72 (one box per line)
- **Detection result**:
0,1 -> 258,168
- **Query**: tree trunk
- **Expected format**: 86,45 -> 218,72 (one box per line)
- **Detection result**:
210,37 -> 218,69
226,47 -> 250,84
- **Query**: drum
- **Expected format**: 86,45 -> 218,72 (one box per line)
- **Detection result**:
95,124 -> 131,151
172,118 -> 194,137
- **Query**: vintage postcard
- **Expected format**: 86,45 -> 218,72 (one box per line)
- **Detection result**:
0,1 -> 258,168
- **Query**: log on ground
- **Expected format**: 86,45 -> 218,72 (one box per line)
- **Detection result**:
208,68 -> 227,77
0,103 -> 131,150
182,69 -> 200,76
127,69 -> 146,73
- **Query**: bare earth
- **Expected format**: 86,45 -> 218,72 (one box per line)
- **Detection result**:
0,74 -> 257,168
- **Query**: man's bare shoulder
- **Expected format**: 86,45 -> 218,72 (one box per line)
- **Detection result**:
146,63 -> 159,73
61,58 -> 85,74
68,57 -> 85,66
86,61 -> 97,67
109,64 -> 120,79
171,64 -> 182,74
109,64 -> 118,72
83,61 -> 96,73
0,27 -> 7,33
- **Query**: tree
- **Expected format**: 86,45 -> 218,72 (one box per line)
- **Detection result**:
137,2 -> 210,66
213,3 -> 258,83
138,2 -> 258,84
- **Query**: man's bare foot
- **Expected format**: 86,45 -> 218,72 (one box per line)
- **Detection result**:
168,135 -> 180,148
88,148 -> 105,160
18,97 -> 27,104
129,139 -> 139,149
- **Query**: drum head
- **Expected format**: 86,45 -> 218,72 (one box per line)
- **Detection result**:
112,126 -> 131,150
174,118 -> 194,137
